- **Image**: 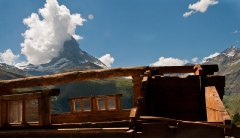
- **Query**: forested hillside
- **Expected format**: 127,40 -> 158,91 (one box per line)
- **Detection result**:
52,77 -> 133,113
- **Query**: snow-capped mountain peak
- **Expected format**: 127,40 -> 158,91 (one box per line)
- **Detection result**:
221,46 -> 237,57
21,37 -> 106,76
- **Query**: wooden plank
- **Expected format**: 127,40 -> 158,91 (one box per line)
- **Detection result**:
142,122 -> 170,138
140,116 -> 231,129
0,88 -> 60,96
205,86 -> 231,124
1,92 -> 42,101
68,94 -> 122,100
0,66 -> 147,90
129,108 -> 137,118
0,89 -> 59,101
51,110 -> 131,124
177,122 -> 224,138
0,127 -> 130,135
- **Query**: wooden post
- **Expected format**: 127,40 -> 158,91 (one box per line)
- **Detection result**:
39,92 -> 52,126
0,98 -> 2,127
132,75 -> 143,107
116,95 -> 121,110
22,100 -> 26,124
38,97 -> 43,126
43,96 -> 51,125
0,100 -> 7,127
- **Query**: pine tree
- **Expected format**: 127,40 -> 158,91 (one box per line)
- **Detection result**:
232,112 -> 240,125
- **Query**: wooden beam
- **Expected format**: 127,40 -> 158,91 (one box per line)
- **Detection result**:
0,89 -> 60,101
0,66 -> 147,90
156,66 -> 196,74
0,65 -> 219,92
0,89 -> 60,97
201,64 -> 219,75
140,116 -> 232,129
0,93 -> 42,101
150,64 -> 218,75
204,75 -> 225,87
68,94 -> 122,101
205,86 -> 231,124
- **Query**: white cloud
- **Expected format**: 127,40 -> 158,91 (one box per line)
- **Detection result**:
183,0 -> 218,18
201,52 -> 219,63
150,57 -> 189,66
99,54 -> 114,67
72,34 -> 83,40
183,11 -> 195,18
192,57 -> 198,62
15,61 -> 29,69
21,0 -> 86,65
0,49 -> 20,65
232,30 -> 239,34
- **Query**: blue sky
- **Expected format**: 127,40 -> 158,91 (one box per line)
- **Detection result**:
0,0 -> 239,68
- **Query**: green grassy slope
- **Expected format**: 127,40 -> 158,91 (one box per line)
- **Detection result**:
217,61 -> 240,117
0,68 -> 26,80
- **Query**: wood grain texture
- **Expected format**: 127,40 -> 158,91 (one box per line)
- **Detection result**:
205,86 -> 231,124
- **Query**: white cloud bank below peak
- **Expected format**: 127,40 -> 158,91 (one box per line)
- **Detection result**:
99,54 -> 114,67
150,57 -> 189,66
0,49 -> 19,65
21,0 -> 86,65
183,0 -> 219,18
201,52 -> 219,63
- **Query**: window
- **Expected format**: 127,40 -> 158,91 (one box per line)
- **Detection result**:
83,99 -> 91,111
97,98 -> 106,110
107,97 -> 116,110
8,101 -> 23,123
69,94 -> 122,113
72,98 -> 91,112
8,99 -> 39,124
25,99 -> 39,122
73,100 -> 81,112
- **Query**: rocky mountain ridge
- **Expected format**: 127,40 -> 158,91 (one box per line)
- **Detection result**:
0,63 -> 27,80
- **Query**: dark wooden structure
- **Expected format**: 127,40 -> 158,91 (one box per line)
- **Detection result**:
0,64 -> 239,137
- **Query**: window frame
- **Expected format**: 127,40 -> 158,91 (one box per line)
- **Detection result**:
7,99 -> 39,125
69,94 -> 122,113
72,98 -> 92,113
